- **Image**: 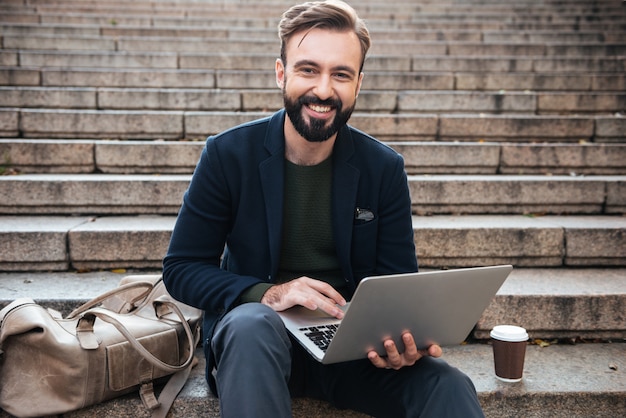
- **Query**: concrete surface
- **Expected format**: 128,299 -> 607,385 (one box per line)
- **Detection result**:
1,343 -> 622,418
2,269 -> 624,340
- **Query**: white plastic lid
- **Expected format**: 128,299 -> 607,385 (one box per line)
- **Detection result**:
490,325 -> 528,342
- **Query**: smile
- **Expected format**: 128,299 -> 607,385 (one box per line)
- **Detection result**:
307,104 -> 333,113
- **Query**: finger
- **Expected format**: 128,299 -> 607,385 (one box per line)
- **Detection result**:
417,345 -> 442,359
294,277 -> 346,319
401,333 -> 420,363
402,333 -> 418,355
291,288 -> 344,319
303,277 -> 347,306
367,351 -> 390,369
316,299 -> 345,319
429,344 -> 443,358
384,340 -> 403,369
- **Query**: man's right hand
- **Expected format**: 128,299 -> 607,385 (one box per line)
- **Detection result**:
261,277 -> 346,319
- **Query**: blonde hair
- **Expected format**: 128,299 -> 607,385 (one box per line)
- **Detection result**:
278,0 -> 371,71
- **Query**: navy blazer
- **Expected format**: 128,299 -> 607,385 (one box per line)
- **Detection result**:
163,109 -> 417,380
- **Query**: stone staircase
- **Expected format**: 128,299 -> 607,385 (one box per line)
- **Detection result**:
1,0 -> 625,416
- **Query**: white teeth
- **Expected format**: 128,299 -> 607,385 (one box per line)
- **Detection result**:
309,104 -> 332,113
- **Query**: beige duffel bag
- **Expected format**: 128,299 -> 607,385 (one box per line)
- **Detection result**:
0,275 -> 202,418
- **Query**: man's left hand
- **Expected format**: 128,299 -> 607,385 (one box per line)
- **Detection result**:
367,333 -> 442,370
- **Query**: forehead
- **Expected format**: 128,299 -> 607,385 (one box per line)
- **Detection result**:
284,28 -> 362,71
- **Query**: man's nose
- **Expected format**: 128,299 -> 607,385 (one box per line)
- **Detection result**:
313,75 -> 333,100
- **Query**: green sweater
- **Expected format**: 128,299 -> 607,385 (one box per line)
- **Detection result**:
239,156 -> 345,303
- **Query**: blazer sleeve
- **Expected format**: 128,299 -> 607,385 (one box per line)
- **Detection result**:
375,153 -> 418,274
162,137 -> 263,315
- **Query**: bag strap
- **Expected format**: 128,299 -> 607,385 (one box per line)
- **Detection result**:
1,299 -> 37,353
0,298 -> 35,323
76,296 -> 197,372
76,296 -> 200,415
150,355 -> 199,418
67,281 -> 155,319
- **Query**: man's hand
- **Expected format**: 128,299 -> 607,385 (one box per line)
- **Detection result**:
261,277 -> 346,319
367,332 -> 442,370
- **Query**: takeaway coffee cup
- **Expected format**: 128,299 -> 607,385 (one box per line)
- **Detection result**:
490,325 -> 528,382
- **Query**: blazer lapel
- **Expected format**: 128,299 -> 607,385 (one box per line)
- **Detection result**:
332,127 -> 360,283
259,111 -> 286,280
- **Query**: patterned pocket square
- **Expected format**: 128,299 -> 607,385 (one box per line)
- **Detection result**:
354,207 -> 375,223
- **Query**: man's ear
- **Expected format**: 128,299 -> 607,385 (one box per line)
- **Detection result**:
275,58 -> 285,89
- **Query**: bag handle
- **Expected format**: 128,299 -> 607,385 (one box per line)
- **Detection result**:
0,298 -> 35,323
150,355 -> 199,418
76,296 -> 197,373
67,281 -> 155,319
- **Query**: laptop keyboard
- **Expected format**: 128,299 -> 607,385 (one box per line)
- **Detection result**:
300,324 -> 339,352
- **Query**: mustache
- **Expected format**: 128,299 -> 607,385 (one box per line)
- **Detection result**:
298,95 -> 342,109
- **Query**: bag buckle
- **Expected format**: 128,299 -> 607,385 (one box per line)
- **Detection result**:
76,314 -> 100,350
140,381 -> 161,410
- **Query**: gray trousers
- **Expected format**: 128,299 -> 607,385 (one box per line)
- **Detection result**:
211,303 -> 485,418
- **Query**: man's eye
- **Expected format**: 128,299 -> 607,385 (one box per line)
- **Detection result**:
334,73 -> 352,81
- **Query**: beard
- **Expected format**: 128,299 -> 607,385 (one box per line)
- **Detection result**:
283,90 -> 356,143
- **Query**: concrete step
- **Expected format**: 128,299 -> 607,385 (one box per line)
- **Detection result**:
4,5 -> 624,23
483,30 -> 626,43
393,142 -> 626,175
4,22 -> 624,43
414,215 -> 626,268
1,173 -> 624,215
70,343 -> 626,418
454,72 -> 625,92
0,341 -> 623,418
5,32 -> 626,56
1,268 -> 624,341
2,87 -> 625,114
407,175 -> 626,215
5,0 -> 624,15
3,19 -> 625,35
1,215 -> 624,271
2,0 -> 622,12
5,5 -> 625,26
0,267 -> 624,415
2,108 -> 623,141
92,27 -> 626,44
0,62 -> 615,91
4,49 -> 624,73
475,268 -> 626,340
398,91 -> 626,114
408,56 -> 626,73
1,0 -> 621,12
3,139 -> 626,175
3,66 -> 624,92
159,15 -> 626,27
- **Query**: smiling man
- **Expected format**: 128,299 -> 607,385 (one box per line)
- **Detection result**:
163,1 -> 484,417
279,26 -> 363,152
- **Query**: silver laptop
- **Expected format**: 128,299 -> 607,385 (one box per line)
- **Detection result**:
278,265 -> 512,364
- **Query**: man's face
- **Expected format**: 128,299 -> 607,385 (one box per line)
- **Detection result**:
276,28 -> 364,143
